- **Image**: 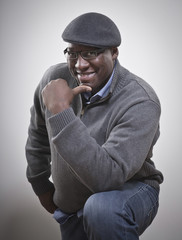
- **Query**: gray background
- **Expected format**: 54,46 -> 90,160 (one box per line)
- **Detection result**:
0,0 -> 181,239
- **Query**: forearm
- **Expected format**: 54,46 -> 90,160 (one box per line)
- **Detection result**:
25,83 -> 53,195
49,109 -> 124,192
49,103 -> 160,193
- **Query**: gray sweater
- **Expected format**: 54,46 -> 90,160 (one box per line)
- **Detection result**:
26,60 -> 163,213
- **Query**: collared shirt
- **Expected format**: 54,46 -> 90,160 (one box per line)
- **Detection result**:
82,65 -> 116,104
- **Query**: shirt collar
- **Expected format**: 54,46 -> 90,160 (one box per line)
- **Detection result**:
83,63 -> 116,104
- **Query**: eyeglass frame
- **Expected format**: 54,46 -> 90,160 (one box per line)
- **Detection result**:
63,47 -> 107,60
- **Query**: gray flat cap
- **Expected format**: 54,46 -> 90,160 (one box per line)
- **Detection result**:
62,12 -> 121,48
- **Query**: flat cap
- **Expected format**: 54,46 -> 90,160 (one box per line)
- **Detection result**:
62,12 -> 121,48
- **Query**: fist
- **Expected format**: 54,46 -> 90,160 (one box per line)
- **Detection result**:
42,78 -> 92,114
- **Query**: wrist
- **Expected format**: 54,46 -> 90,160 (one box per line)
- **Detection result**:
50,102 -> 70,115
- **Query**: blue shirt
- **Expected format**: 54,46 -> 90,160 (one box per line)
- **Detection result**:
82,65 -> 115,104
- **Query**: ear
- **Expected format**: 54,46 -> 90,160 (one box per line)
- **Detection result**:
111,47 -> 119,60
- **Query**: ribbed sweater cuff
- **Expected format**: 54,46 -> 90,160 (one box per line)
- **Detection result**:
48,107 -> 76,137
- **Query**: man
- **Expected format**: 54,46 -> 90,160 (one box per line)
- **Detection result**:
26,12 -> 163,240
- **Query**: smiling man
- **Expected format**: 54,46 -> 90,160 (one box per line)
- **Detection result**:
25,12 -> 163,240
66,44 -> 118,94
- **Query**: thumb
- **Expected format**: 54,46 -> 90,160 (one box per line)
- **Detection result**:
72,85 -> 92,96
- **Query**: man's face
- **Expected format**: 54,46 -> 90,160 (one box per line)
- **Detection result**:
66,43 -> 118,95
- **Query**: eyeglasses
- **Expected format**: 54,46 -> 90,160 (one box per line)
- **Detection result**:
64,48 -> 106,60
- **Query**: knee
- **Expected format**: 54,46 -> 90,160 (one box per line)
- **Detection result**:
84,192 -> 109,218
83,192 -> 116,230
82,192 -> 131,239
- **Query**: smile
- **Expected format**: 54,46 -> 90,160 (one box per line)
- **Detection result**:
77,72 -> 96,82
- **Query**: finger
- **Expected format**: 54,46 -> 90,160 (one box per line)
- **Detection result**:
72,85 -> 92,96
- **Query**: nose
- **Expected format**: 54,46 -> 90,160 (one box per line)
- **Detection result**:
75,54 -> 89,70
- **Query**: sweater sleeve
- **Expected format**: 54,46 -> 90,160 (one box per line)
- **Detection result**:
48,100 -> 161,193
25,80 -> 54,196
25,63 -> 79,196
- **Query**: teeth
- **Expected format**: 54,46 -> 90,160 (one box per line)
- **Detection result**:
78,72 -> 94,76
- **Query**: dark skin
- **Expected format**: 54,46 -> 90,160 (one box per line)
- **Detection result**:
67,43 -> 118,95
40,44 -> 118,213
42,79 -> 92,114
38,189 -> 57,214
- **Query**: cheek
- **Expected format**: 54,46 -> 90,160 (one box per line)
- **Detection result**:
68,62 -> 76,76
97,55 -> 114,75
98,62 -> 113,79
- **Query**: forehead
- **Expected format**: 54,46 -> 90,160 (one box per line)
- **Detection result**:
67,43 -> 99,51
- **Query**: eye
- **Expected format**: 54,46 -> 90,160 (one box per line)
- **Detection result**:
86,51 -> 97,57
82,51 -> 97,59
67,52 -> 77,59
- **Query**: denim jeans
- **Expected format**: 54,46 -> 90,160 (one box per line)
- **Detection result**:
53,181 -> 159,240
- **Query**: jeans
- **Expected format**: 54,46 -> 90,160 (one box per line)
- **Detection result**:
53,181 -> 159,240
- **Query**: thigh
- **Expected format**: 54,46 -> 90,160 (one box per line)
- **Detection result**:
83,181 -> 159,237
122,181 -> 159,235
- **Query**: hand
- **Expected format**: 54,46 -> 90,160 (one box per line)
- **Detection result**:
38,190 -> 58,214
42,78 -> 92,114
